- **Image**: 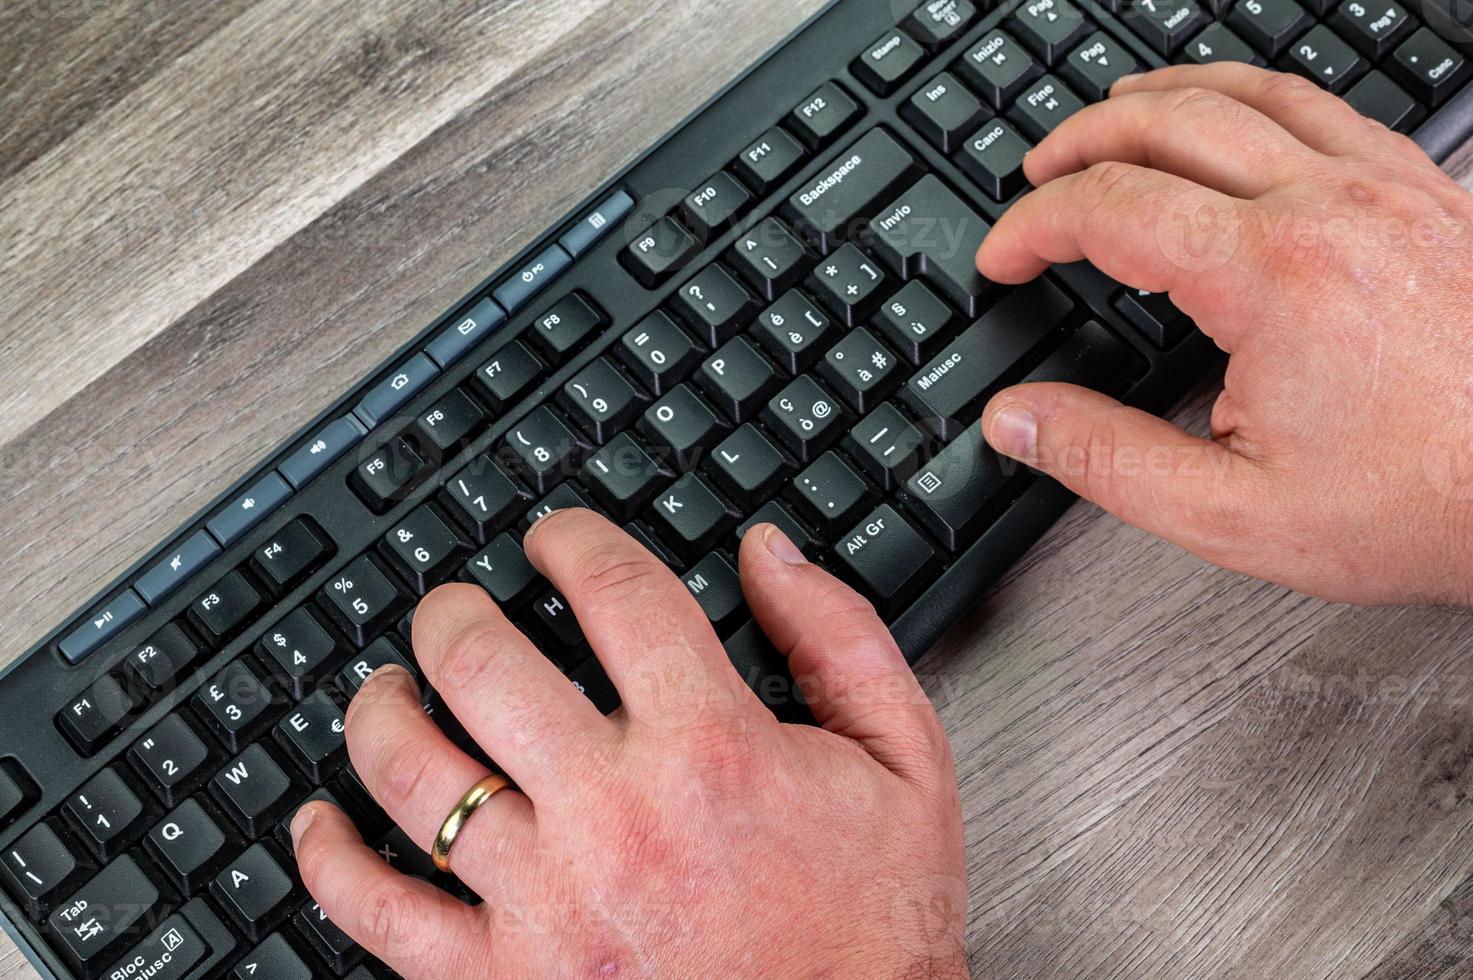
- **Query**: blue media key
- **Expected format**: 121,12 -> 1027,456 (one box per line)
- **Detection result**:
559,189 -> 635,257
59,590 -> 146,664
425,297 -> 506,369
353,353 -> 440,429
135,530 -> 222,605
206,471 -> 294,546
493,244 -> 571,313
280,416 -> 368,489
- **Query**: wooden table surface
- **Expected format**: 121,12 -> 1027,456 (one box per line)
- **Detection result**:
5,1 -> 1473,977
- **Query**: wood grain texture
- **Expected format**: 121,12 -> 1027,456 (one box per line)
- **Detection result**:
3,1 -> 1473,978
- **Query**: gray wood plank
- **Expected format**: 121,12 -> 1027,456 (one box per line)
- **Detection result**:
3,1 -> 1473,978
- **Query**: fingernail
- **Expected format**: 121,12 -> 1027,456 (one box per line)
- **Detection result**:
363,663 -> 411,689
987,406 -> 1037,461
290,804 -> 317,850
1110,73 -> 1141,94
764,525 -> 807,565
523,510 -> 554,545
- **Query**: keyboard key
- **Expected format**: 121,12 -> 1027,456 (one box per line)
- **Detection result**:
730,217 -> 812,300
682,172 -> 752,242
531,589 -> 588,661
1181,21 -> 1266,64
130,714 -> 212,807
903,278 -> 1075,438
619,311 -> 703,395
905,0 -> 978,47
473,339 -> 544,412
48,855 -> 160,974
569,657 -> 620,713
503,405 -> 585,494
853,28 -> 926,95
869,174 -> 994,316
207,471 -> 293,547
763,375 -> 849,463
788,452 -> 876,537
1010,0 -> 1093,62
640,385 -> 729,468
58,589 -> 146,665
734,126 -> 807,193
103,903 -> 221,980
338,635 -> 416,697
789,81 -> 860,149
352,436 -> 431,513
624,216 -> 699,287
904,428 -> 1012,550
0,765 -> 31,831
834,504 -> 941,618
904,72 -> 987,152
559,188 -> 635,258
522,481 -> 594,532
136,530 -> 221,606
213,743 -> 297,838
384,506 -> 464,594
465,532 -> 540,606
58,674 -> 139,755
320,554 -> 408,646
707,423 -> 790,500
188,569 -> 263,646
648,474 -> 733,560
1344,69 -> 1425,132
1227,0 -> 1311,56
65,769 -> 147,862
820,327 -> 901,414
1329,0 -> 1413,57
1115,288 -> 1193,347
445,456 -> 527,542
1,821 -> 87,919
683,553 -> 746,636
1061,32 -> 1139,101
424,296 -> 505,369
212,843 -> 296,941
754,289 -> 835,372
1009,74 -> 1087,140
146,798 -> 230,896
258,606 -> 343,699
874,280 -> 959,364
251,517 -> 331,594
583,433 -> 668,520
1281,24 -> 1365,92
723,620 -> 806,721
236,932 -> 314,980
844,402 -> 929,489
195,659 -> 278,752
416,388 -> 486,453
279,416 -> 367,490
529,292 -> 605,360
354,352 -> 440,429
785,128 -> 921,254
956,31 -> 1044,107
494,243 -> 572,312
1120,0 -> 1209,55
275,691 -> 347,783
1390,27 -> 1471,106
957,117 -> 1032,201
736,501 -> 815,556
697,335 -> 783,421
296,900 -> 363,975
808,242 -> 889,326
1021,320 -> 1139,394
674,264 -> 760,346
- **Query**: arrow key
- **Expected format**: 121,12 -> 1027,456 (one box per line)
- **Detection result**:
1279,24 -> 1365,94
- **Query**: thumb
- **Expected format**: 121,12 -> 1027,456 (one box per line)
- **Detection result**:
982,382 -> 1252,557
738,524 -> 949,787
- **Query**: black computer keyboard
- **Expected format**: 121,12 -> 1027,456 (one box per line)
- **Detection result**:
4,0 -> 1472,977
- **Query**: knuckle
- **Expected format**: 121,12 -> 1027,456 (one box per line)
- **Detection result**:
360,880 -> 421,954
569,549 -> 669,609
1260,70 -> 1321,107
1077,160 -> 1137,206
373,735 -> 439,815
1165,85 -> 1231,121
435,620 -> 503,691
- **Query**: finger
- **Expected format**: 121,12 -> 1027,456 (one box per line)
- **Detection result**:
981,383 -> 1258,561
522,508 -> 758,720
738,525 -> 949,788
345,665 -> 537,890
976,161 -> 1255,348
1112,64 -> 1378,157
292,802 -> 491,980
1024,86 -> 1320,197
413,582 -> 612,805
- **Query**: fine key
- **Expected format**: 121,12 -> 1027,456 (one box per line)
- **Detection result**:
868,174 -> 994,317
784,128 -> 922,253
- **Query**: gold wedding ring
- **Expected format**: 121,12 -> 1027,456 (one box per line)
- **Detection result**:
431,774 -> 511,873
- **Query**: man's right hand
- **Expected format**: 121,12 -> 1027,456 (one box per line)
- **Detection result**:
977,63 -> 1473,605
